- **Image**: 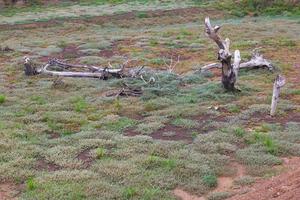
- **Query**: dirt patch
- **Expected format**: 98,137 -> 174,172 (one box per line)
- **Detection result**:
248,111 -> 300,126
151,125 -> 194,142
213,162 -> 246,193
77,149 -> 95,168
173,188 -> 205,200
0,183 -> 17,200
125,124 -> 194,143
45,130 -> 60,139
228,157 -> 300,200
99,49 -> 115,58
0,7 -> 222,30
40,44 -> 83,62
35,158 -> 61,171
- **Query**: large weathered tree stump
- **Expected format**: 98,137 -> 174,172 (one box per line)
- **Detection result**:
204,17 -> 241,91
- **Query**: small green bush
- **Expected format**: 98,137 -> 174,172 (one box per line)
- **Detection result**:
202,174 -> 217,188
96,147 -> 106,159
26,177 -> 37,191
73,97 -> 88,112
234,127 -> 246,137
0,95 -> 6,104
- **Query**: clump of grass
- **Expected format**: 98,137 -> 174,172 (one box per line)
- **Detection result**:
208,192 -> 232,200
234,176 -> 255,186
112,98 -> 122,113
171,118 -> 199,129
234,127 -> 246,137
149,38 -> 159,47
136,11 -> 149,18
96,147 -> 106,159
30,95 -> 46,105
73,97 -> 88,112
0,94 -> 6,104
103,117 -> 136,132
236,146 -> 282,166
123,187 -> 137,199
143,155 -> 177,170
227,104 -> 240,113
26,177 -> 37,191
249,132 -> 279,155
202,174 -> 217,188
57,40 -> 68,49
139,121 -> 164,134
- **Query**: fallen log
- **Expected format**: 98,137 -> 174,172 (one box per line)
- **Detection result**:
24,57 -> 134,79
270,75 -> 286,117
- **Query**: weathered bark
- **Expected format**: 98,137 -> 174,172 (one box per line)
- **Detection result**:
24,57 -> 129,79
270,75 -> 286,116
201,50 -> 274,72
205,17 -> 239,91
24,57 -> 38,76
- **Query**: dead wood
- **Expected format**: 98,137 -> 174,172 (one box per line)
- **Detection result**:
205,17 -> 239,91
201,50 -> 274,72
204,17 -> 274,91
23,57 -> 138,79
106,83 -> 142,97
270,75 -> 286,117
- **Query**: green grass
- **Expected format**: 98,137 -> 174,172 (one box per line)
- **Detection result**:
96,147 -> 106,159
26,177 -> 37,191
202,174 -> 217,188
122,187 -> 137,199
216,0 -> 300,16
0,94 -> 6,104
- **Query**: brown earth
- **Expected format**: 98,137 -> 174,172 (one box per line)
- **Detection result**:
228,157 -> 300,200
174,157 -> 300,200
77,148 -> 95,168
35,158 -> 61,171
0,183 -> 17,200
0,7 -> 223,30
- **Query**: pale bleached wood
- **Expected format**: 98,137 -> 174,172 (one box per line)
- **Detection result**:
24,57 -> 126,79
233,50 -> 241,80
200,51 -> 274,72
270,75 -> 286,116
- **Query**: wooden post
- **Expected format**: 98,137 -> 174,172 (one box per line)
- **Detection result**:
270,75 -> 286,117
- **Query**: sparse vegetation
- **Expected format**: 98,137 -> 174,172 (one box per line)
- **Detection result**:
0,0 -> 300,199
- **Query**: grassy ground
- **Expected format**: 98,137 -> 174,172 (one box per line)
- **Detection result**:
0,1 -> 300,200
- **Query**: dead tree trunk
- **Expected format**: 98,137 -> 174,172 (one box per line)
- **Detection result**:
24,57 -> 38,76
270,75 -> 286,117
205,17 -> 240,91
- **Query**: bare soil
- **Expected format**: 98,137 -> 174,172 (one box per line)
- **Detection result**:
174,157 -> 300,200
77,149 -> 94,168
0,7 -> 223,30
228,157 -> 300,200
35,158 -> 61,171
0,183 -> 17,200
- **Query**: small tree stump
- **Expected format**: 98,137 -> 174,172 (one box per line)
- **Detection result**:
270,75 -> 286,117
